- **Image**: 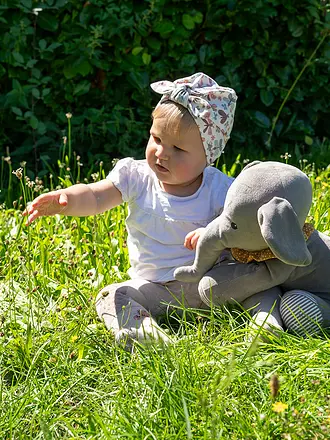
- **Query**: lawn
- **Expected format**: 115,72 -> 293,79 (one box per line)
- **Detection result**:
0,158 -> 330,439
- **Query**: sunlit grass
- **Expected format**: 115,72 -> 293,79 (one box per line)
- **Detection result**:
0,153 -> 330,438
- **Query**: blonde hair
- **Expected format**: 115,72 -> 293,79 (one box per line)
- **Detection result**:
152,100 -> 198,138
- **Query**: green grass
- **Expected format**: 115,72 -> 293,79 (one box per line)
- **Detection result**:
0,161 -> 330,439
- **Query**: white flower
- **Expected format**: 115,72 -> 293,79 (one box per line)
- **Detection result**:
32,8 -> 43,16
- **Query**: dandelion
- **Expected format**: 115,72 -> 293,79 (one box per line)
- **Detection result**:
66,112 -> 72,119
12,168 -> 23,180
63,136 -> 67,145
272,402 -> 288,413
4,156 -> 11,164
20,161 -> 27,167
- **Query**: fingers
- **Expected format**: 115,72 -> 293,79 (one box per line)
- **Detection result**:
184,228 -> 204,250
25,209 -> 40,225
190,234 -> 200,250
184,231 -> 194,250
24,194 -> 45,214
23,191 -> 65,225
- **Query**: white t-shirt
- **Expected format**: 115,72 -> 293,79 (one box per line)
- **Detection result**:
108,158 -> 234,282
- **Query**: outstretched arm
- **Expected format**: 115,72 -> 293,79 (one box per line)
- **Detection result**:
24,179 -> 123,224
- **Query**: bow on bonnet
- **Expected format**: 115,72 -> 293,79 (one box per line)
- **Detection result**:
151,72 -> 237,164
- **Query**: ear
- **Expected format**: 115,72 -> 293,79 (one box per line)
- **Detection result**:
257,197 -> 312,266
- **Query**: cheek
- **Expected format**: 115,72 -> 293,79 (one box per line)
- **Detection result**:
171,153 -> 186,168
145,140 -> 154,157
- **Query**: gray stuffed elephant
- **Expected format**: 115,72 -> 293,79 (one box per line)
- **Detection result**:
174,161 -> 330,336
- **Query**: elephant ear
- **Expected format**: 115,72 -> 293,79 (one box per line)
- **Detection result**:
257,197 -> 312,266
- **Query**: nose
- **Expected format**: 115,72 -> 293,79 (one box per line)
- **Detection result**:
155,143 -> 169,160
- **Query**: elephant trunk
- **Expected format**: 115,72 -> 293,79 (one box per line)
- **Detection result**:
174,217 -> 225,283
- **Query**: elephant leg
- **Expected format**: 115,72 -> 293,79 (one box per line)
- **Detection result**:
198,260 -> 279,307
280,290 -> 330,337
198,260 -> 284,339
241,288 -> 284,336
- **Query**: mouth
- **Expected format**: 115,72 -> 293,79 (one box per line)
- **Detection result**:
155,163 -> 169,173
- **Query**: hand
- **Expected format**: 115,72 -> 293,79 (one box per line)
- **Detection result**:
184,227 -> 205,251
23,191 -> 69,225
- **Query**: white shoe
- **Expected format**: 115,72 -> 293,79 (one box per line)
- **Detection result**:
115,317 -> 171,350
247,312 -> 284,342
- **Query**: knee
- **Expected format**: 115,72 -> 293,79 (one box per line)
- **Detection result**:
280,290 -> 323,337
96,283 -> 120,304
95,283 -> 127,316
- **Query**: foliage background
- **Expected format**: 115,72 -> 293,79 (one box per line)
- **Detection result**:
0,0 -> 329,177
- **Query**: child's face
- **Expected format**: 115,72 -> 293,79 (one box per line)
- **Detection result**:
146,116 -> 207,196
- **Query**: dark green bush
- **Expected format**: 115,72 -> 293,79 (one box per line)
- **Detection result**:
0,0 -> 329,178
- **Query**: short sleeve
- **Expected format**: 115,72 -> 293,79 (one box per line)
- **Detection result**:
107,157 -> 142,203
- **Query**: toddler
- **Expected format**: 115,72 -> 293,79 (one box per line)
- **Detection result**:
25,72 -> 279,348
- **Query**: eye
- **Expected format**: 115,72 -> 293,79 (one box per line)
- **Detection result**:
174,145 -> 183,151
231,222 -> 238,230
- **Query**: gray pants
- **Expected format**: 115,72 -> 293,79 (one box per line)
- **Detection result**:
95,277 -> 283,334
96,263 -> 330,339
96,278 -> 207,333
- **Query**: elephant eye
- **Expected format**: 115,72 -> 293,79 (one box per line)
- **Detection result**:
231,222 -> 238,230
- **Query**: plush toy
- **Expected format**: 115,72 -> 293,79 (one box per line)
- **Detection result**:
174,161 -> 330,336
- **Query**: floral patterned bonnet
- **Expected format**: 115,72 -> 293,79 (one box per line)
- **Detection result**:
151,72 -> 237,165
